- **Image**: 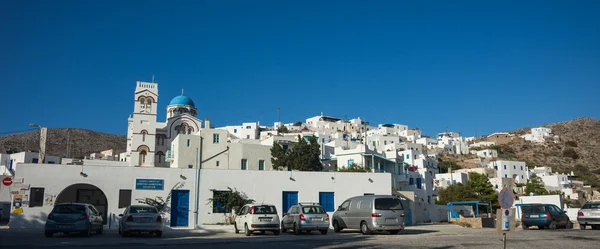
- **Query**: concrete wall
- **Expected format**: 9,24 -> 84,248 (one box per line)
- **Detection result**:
8,163 -> 392,229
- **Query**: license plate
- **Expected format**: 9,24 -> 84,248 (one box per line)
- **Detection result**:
259,218 -> 271,222
59,225 -> 73,229
311,218 -> 322,221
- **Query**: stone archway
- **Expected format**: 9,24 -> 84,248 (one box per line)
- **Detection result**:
55,183 -> 108,225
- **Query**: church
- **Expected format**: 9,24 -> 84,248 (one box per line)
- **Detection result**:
124,81 -> 204,167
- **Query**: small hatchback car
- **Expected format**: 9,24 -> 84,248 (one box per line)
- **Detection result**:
234,204 -> 280,236
119,205 -> 163,237
520,203 -> 571,230
45,203 -> 104,237
577,201 -> 600,230
281,203 -> 330,235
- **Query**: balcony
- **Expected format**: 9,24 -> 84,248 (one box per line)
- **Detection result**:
165,150 -> 174,162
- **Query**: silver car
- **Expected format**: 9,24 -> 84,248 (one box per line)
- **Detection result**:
577,201 -> 600,230
119,205 -> 163,237
281,203 -> 330,234
332,195 -> 405,235
44,203 -> 104,237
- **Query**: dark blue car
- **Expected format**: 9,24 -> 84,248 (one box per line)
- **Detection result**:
45,203 -> 104,237
520,204 -> 571,230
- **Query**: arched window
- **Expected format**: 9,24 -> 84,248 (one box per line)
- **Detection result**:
157,151 -> 165,164
141,130 -> 148,142
139,97 -> 146,104
139,150 -> 147,164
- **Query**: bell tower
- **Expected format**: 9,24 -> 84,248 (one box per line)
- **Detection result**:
127,81 -> 159,167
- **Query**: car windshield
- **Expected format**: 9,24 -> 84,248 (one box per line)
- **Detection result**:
375,198 -> 403,210
522,205 -> 546,214
253,205 -> 277,214
130,206 -> 158,213
581,203 -> 600,209
52,204 -> 86,214
302,206 -> 326,214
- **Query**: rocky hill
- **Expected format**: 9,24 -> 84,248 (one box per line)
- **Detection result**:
0,128 -> 126,159
443,117 -> 600,187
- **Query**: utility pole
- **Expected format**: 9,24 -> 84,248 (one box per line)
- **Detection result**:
67,129 -> 70,158
30,123 -> 46,163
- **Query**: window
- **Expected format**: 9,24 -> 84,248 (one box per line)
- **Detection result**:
216,161 -> 220,167
32,158 -> 39,163
348,159 -> 354,167
513,165 -> 516,169
213,133 -> 220,144
118,190 -> 132,208
246,126 -> 251,129
504,174 -> 508,178
374,198 -> 403,210
406,154 -> 410,159
494,165 -> 498,170
234,129 -> 237,133
48,161 -> 55,164
521,175 -> 524,179
495,185 -> 498,189
521,166 -> 524,170
416,178 -> 422,189
504,165 -> 507,169
258,160 -> 264,170
241,159 -> 247,170
338,201 -> 350,211
212,191 -> 230,213
319,192 -> 335,212
187,139 -> 190,147
282,145 -> 288,151
414,155 -> 417,159
384,141 -> 387,145
29,188 -> 44,207
409,178 -> 414,185
188,164 -> 193,169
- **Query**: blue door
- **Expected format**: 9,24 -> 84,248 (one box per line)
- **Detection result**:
319,192 -> 335,212
282,191 -> 298,213
170,190 -> 190,227
404,208 -> 413,226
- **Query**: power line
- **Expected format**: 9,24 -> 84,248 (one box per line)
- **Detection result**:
0,128 -> 38,136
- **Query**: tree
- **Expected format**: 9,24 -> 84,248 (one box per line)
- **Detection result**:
465,172 -> 499,210
438,161 -> 461,173
293,121 -> 303,126
277,126 -> 289,133
270,141 -> 288,169
338,163 -> 370,172
525,174 -> 549,196
207,187 -> 255,224
270,135 -> 323,171
436,183 -> 477,205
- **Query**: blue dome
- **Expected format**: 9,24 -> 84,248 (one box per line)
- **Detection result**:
168,95 -> 195,107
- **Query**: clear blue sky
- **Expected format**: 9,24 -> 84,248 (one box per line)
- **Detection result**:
1,0 -> 599,137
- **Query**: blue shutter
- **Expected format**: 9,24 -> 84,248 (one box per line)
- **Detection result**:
319,192 -> 335,212
282,191 -> 298,213
416,178 -> 422,189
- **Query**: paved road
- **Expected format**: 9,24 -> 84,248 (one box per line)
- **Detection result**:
1,225 -> 599,248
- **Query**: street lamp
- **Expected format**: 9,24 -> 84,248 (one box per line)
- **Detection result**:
29,123 -> 47,164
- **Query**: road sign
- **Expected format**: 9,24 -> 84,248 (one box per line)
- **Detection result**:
498,188 -> 515,209
496,208 -> 516,233
2,177 -> 13,186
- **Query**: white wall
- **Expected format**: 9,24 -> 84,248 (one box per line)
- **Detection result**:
9,163 -> 392,229
490,160 -> 528,184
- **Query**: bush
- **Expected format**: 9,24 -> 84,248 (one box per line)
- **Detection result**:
563,148 -> 579,160
565,141 -> 578,147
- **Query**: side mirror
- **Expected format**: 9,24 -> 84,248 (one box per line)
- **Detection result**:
283,213 -> 287,217
118,214 -> 123,217
563,211 -> 567,214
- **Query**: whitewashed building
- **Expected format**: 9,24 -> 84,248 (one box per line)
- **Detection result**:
520,127 -> 553,143
489,160 -> 529,184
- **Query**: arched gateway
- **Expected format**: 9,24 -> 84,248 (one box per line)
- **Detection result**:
55,183 -> 108,224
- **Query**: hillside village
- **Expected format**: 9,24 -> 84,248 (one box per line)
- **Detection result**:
1,81 -> 599,228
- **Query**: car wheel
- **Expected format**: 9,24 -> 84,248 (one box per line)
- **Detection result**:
549,221 -> 557,230
155,231 -> 162,237
388,230 -> 400,235
523,225 -> 529,230
234,223 -> 240,234
274,230 -> 280,235
360,221 -> 371,235
320,229 -> 328,235
122,231 -> 129,237
333,220 -> 341,233
294,222 -> 301,235
45,231 -> 53,238
281,222 -> 287,233
244,224 -> 251,236
83,225 -> 92,237
538,226 -> 545,230
580,224 -> 586,230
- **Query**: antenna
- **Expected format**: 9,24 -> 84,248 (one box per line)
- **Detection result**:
277,107 -> 281,124
182,89 -> 184,95
152,74 -> 155,83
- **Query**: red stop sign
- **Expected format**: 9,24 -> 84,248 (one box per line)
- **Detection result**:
2,177 -> 12,186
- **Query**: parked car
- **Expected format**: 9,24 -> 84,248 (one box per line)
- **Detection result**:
234,204 -> 280,236
281,202 -> 329,235
577,201 -> 600,230
118,205 -> 163,237
520,203 -> 571,230
44,203 -> 104,237
332,195 -> 405,235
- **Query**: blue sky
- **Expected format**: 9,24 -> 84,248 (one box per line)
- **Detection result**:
1,0 -> 599,137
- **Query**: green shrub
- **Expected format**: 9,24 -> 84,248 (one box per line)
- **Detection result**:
563,148 -> 579,160
565,141 -> 578,147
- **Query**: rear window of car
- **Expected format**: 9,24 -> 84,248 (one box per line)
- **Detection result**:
52,204 -> 86,214
302,206 -> 326,214
130,206 -> 158,213
581,203 -> 600,209
522,205 -> 546,214
253,205 -> 277,214
374,198 -> 403,210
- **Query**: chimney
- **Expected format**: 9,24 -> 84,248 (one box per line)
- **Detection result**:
205,118 -> 211,129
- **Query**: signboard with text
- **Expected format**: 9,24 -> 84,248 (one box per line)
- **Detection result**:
135,179 -> 164,190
